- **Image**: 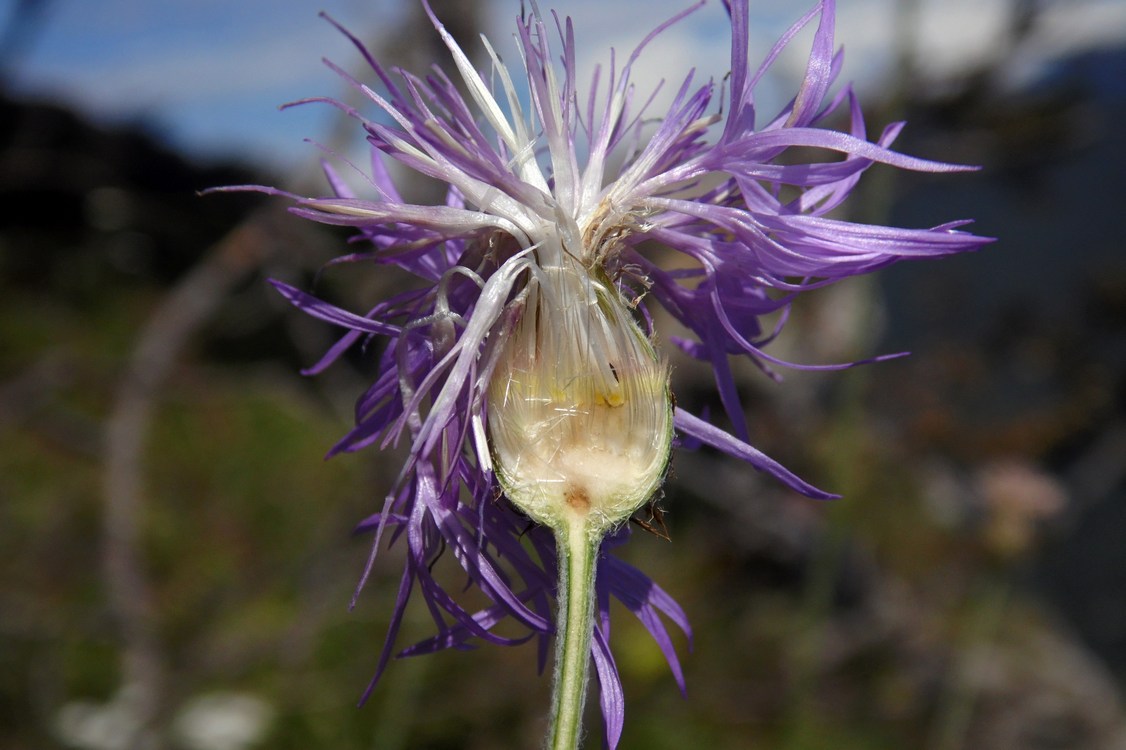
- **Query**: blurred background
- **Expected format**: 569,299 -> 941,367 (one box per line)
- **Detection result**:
2,0 -> 1124,748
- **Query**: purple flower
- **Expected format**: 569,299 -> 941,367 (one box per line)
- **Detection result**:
229,0 -> 989,745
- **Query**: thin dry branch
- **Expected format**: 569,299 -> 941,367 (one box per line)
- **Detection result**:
101,208 -> 284,748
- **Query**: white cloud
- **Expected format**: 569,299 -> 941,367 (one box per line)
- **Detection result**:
13,0 -> 395,112
1029,0 -> 1126,55
10,0 -> 1125,167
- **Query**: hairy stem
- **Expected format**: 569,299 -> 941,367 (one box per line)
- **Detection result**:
548,519 -> 599,750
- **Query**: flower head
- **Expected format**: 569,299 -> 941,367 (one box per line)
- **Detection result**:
231,0 -> 989,745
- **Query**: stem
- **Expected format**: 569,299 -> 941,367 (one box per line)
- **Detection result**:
548,518 -> 599,750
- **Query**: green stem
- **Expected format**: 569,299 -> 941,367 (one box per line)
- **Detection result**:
548,518 -> 599,750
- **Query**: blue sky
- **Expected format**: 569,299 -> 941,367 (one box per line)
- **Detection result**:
5,0 -> 1125,175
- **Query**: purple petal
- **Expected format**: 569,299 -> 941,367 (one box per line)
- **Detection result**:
674,408 -> 838,500
592,628 -> 625,749
268,279 -> 401,336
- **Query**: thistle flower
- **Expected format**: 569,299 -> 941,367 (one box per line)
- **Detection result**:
226,0 -> 989,746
